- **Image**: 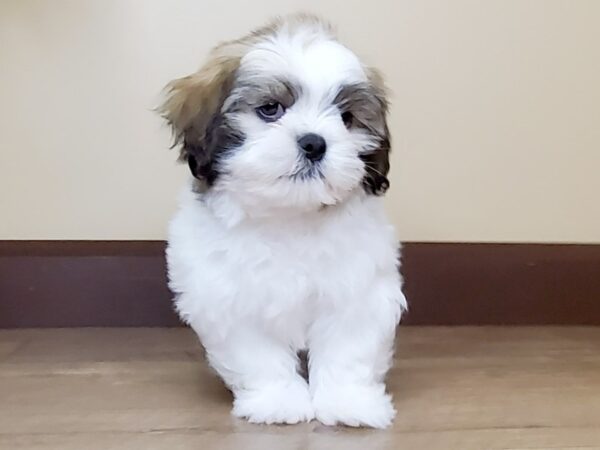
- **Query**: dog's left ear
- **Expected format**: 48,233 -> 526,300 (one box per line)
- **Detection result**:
159,44 -> 242,188
361,68 -> 391,196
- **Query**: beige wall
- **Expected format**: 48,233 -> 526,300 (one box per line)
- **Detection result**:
1,0 -> 599,242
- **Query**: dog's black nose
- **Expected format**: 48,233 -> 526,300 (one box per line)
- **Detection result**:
298,133 -> 327,162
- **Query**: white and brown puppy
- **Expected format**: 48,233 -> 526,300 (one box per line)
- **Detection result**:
161,14 -> 407,428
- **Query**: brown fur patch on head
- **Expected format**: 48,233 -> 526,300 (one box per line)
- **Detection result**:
363,67 -> 392,195
159,43 -> 244,158
335,67 -> 391,195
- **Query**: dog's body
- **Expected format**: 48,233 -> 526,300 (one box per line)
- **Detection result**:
162,15 -> 406,428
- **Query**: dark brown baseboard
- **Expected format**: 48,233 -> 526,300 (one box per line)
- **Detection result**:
401,243 -> 600,325
1,241 -> 599,328
0,241 -> 179,328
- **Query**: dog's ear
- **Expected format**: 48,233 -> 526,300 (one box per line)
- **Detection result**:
361,68 -> 391,196
159,46 -> 242,187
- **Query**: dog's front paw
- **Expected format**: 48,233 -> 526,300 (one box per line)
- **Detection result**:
312,383 -> 396,429
232,380 -> 314,425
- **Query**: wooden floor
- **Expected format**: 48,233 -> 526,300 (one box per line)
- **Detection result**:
2,328 -> 600,450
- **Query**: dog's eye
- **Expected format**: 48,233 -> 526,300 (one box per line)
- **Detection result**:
256,102 -> 286,122
341,111 -> 353,128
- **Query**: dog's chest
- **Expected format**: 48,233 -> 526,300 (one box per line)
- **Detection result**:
228,211 -> 391,303
169,194 -> 397,313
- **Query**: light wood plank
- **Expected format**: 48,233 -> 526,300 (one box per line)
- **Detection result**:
1,327 -> 600,449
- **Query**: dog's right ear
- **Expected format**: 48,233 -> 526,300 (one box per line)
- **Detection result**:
159,45 -> 242,186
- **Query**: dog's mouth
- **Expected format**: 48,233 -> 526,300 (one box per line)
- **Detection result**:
288,157 -> 325,181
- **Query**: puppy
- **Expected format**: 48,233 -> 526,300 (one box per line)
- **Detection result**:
160,14 -> 407,428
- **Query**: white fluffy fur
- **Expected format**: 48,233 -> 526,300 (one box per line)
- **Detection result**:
166,20 -> 407,428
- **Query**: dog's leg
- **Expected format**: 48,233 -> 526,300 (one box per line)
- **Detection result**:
308,279 -> 403,429
202,324 -> 314,425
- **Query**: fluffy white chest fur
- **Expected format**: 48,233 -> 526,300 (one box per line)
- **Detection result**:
169,185 -> 404,343
161,15 -> 407,428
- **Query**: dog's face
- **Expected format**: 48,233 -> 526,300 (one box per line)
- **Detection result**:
161,15 -> 390,213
